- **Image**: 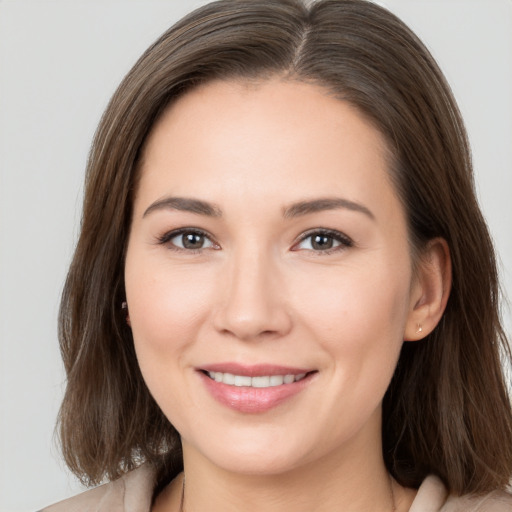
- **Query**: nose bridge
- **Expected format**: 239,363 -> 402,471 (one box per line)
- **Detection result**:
214,242 -> 291,340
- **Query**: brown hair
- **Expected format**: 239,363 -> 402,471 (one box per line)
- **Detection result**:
58,0 -> 512,495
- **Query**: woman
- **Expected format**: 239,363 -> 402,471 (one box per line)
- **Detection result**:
41,0 -> 512,510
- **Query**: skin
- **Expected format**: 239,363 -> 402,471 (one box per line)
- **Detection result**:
124,79 -> 451,512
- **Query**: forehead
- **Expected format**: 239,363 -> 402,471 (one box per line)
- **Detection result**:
136,78 -> 398,219
143,78 -> 390,162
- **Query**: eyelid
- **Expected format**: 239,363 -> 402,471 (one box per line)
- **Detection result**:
291,228 -> 354,253
155,227 -> 352,254
156,227 -> 220,251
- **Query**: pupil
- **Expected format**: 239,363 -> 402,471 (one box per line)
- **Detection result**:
183,233 -> 204,249
312,234 -> 333,250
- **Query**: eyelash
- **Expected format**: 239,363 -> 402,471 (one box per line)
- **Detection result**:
156,228 -> 353,254
156,228 -> 219,254
292,229 -> 354,254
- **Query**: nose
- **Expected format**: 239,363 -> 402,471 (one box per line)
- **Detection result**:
212,249 -> 292,341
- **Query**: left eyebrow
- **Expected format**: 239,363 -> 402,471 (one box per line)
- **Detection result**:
283,197 -> 375,220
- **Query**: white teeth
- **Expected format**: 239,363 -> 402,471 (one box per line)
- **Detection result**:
252,376 -> 270,388
206,371 -> 308,388
284,374 -> 295,384
234,375 -> 252,387
223,373 -> 235,385
270,375 -> 284,386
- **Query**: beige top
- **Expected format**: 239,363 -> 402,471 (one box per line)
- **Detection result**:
40,465 -> 512,512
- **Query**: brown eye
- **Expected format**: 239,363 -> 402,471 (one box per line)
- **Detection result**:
294,229 -> 353,252
159,229 -> 216,251
311,234 -> 334,250
181,232 -> 206,249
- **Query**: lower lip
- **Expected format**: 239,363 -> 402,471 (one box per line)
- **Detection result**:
199,372 -> 313,413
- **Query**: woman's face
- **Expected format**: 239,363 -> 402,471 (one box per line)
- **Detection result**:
125,79 -> 420,475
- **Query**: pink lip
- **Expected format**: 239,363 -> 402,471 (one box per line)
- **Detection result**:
197,363 -> 315,414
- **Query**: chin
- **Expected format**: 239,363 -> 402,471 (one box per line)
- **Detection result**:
181,427 -> 313,476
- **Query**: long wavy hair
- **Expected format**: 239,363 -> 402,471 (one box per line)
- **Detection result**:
58,0 -> 512,495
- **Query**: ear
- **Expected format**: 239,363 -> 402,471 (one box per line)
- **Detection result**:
404,238 -> 452,341
122,301 -> 132,327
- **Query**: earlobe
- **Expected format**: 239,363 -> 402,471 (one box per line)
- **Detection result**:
404,238 -> 451,341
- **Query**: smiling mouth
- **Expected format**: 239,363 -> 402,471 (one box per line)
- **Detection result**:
203,371 -> 309,388
199,366 -> 316,412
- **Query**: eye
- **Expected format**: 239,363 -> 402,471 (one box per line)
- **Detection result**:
158,229 -> 218,251
293,229 -> 353,253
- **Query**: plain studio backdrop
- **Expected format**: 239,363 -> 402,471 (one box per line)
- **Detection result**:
0,1 -> 511,510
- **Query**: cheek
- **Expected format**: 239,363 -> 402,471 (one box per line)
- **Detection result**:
294,264 -> 410,328
292,258 -> 412,358
125,253 -> 215,359
290,260 -> 411,429
124,253 -> 218,425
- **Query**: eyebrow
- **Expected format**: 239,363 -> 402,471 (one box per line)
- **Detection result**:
143,196 -> 222,218
283,197 -> 375,220
142,195 -> 374,220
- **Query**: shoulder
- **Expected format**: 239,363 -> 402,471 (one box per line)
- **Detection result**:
442,489 -> 512,512
38,464 -> 156,512
410,475 -> 512,512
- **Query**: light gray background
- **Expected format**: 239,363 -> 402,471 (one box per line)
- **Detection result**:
0,1 -> 511,511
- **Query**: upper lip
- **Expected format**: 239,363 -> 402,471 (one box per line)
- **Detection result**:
198,363 -> 313,377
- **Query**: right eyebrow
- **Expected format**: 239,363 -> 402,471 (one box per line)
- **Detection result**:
142,196 -> 223,218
